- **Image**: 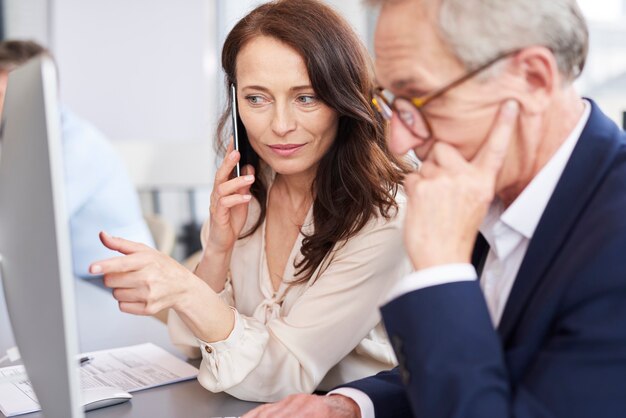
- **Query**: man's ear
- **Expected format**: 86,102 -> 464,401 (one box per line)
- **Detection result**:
504,46 -> 560,115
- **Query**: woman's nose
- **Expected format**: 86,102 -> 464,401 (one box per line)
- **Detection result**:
270,104 -> 297,137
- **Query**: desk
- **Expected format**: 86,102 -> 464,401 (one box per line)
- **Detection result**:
0,278 -> 262,417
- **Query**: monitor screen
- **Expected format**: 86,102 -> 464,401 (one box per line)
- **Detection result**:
0,56 -> 83,417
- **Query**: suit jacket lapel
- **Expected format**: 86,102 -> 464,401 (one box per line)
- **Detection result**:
498,100 -> 622,342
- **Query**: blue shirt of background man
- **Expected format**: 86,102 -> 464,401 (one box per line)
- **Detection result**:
61,108 -> 154,277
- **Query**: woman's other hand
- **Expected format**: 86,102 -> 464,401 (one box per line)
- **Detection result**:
206,138 -> 256,254
195,138 -> 256,292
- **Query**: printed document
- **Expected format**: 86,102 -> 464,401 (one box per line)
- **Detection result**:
0,342 -> 198,417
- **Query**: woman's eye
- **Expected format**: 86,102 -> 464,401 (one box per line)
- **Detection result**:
297,95 -> 317,105
246,95 -> 267,105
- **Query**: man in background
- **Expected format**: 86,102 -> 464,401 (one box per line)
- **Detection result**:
245,0 -> 626,417
0,40 -> 154,277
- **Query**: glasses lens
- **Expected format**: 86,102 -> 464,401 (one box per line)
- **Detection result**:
372,94 -> 393,120
393,98 -> 430,138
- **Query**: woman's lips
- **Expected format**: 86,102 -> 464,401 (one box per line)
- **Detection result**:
268,143 -> 306,157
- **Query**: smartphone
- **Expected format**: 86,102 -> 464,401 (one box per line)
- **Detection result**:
230,83 -> 252,177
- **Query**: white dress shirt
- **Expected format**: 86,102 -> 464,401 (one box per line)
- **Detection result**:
332,100 -> 591,418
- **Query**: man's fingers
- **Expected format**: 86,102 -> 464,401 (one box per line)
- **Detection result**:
403,171 -> 421,193
472,99 -> 519,174
242,395 -> 301,418
241,403 -> 272,418
242,401 -> 290,418
98,231 -> 148,255
242,394 -> 352,418
417,161 -> 439,178
430,142 -> 467,171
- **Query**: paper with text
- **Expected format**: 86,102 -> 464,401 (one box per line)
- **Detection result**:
0,342 -> 198,417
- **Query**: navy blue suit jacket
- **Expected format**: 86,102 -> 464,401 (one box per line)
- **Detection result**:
344,101 -> 626,418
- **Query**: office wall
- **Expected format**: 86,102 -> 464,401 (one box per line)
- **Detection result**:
576,1 -> 626,126
214,0 -> 373,107
3,0 -> 372,144
51,0 -> 216,143
1,0 -> 376,259
2,0 -> 49,45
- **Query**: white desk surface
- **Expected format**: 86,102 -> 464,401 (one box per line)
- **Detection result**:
0,277 -> 262,417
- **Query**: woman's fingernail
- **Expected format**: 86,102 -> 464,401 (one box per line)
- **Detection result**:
244,175 -> 254,182
91,265 -> 102,274
242,194 -> 252,201
229,151 -> 238,161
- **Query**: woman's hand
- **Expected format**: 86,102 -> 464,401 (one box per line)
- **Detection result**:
205,139 -> 256,255
196,139 -> 255,292
90,231 -> 235,341
89,232 -> 198,316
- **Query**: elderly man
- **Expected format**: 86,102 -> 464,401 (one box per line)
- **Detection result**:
244,0 -> 626,417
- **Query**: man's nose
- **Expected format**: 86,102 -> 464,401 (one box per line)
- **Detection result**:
388,113 -> 424,156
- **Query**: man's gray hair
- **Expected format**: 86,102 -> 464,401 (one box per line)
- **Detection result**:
370,0 -> 589,81
439,0 -> 588,80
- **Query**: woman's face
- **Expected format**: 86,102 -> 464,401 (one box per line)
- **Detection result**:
235,36 -> 339,178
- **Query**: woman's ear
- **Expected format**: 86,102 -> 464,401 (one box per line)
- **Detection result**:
504,46 -> 561,115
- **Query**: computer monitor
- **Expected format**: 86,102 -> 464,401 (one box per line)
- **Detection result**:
0,56 -> 83,417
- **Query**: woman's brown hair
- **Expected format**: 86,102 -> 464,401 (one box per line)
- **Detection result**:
216,0 -> 411,284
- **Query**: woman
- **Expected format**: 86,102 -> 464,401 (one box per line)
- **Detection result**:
90,0 -> 412,402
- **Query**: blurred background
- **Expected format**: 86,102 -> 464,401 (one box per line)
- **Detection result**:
1,0 -> 624,261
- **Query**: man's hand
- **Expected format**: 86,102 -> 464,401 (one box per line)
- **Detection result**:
404,100 -> 519,270
242,394 -> 361,418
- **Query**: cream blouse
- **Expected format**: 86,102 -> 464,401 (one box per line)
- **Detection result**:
168,170 -> 412,402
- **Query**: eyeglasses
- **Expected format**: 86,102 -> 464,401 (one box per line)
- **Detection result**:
371,50 -> 519,140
